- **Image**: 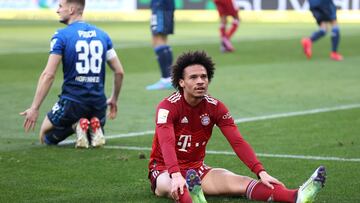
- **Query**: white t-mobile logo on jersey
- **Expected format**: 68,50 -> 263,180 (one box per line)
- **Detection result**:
177,135 -> 191,152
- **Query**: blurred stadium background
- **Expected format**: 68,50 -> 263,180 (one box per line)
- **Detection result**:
1,0 -> 360,22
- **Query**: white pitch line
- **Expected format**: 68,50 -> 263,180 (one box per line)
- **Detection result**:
234,103 -> 360,123
100,103 -> 360,139
60,103 -> 360,145
104,145 -> 360,162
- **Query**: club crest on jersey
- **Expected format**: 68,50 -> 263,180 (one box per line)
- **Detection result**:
200,114 -> 210,126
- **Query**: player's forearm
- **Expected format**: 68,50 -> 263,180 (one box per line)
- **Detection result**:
30,71 -> 55,110
111,71 -> 123,101
108,57 -> 124,101
157,125 -> 181,174
220,125 -> 265,175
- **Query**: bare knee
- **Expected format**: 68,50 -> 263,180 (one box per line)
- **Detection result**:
202,168 -> 254,195
221,173 -> 252,194
154,172 -> 172,197
155,186 -> 170,197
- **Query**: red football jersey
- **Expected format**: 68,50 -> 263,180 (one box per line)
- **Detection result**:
149,92 -> 264,176
214,0 -> 238,17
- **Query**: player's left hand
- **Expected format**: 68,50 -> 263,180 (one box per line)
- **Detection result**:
19,108 -> 39,132
106,98 -> 117,119
170,172 -> 186,201
258,171 -> 285,189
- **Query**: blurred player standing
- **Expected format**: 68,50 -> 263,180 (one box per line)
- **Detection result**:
146,0 -> 175,90
301,0 -> 343,61
148,51 -> 326,203
214,0 -> 239,52
20,0 -> 124,148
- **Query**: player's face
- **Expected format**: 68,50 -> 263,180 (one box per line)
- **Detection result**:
180,64 -> 209,100
57,0 -> 71,24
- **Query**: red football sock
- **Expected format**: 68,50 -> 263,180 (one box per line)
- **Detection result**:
219,23 -> 226,37
246,180 -> 298,203
177,188 -> 192,203
226,19 -> 239,39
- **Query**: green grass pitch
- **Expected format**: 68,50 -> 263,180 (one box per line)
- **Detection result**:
0,20 -> 360,202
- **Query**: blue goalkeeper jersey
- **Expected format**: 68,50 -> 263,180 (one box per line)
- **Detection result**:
50,21 -> 113,108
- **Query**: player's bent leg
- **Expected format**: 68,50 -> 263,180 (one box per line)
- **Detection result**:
43,127 -> 75,145
45,98 -> 86,146
202,168 -> 297,202
39,115 -> 54,144
226,17 -> 239,39
201,168 -> 252,195
155,172 -> 192,203
154,172 -> 172,197
41,115 -> 75,145
246,180 -> 297,202
219,16 -> 227,38
310,28 -> 326,43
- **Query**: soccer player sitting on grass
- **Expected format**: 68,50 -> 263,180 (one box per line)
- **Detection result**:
148,50 -> 326,203
301,0 -> 343,61
20,0 -> 124,148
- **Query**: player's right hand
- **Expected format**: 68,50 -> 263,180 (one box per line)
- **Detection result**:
19,108 -> 39,132
258,171 -> 285,189
170,172 -> 186,201
106,97 -> 117,120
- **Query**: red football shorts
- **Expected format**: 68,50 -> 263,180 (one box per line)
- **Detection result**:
214,0 -> 238,17
148,163 -> 212,193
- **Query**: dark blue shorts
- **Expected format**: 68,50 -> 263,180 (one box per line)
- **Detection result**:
44,98 -> 106,145
47,98 -> 106,128
150,7 -> 174,35
310,4 -> 337,25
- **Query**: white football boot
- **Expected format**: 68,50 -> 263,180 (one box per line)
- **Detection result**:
296,166 -> 326,203
89,117 -> 105,147
75,118 -> 90,148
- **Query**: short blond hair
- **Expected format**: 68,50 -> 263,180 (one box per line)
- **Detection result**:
67,0 -> 85,13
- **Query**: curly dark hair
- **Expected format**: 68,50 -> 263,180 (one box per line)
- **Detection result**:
171,50 -> 215,90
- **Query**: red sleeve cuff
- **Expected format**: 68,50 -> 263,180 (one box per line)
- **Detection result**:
252,163 -> 265,176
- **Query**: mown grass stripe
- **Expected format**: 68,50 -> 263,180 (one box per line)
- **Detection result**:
60,103 -> 360,145
104,145 -> 360,162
